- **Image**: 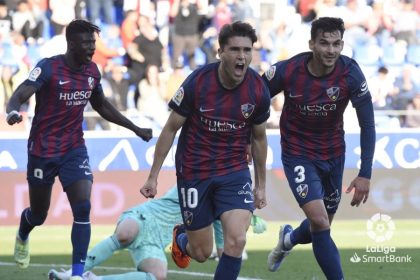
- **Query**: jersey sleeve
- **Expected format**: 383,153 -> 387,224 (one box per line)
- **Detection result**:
252,81 -> 271,125
168,72 -> 196,117
347,60 -> 372,108
261,61 -> 286,98
23,58 -> 51,90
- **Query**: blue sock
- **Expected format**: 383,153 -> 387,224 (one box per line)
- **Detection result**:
176,233 -> 189,255
214,253 -> 242,280
290,219 -> 312,245
18,208 -> 35,241
71,200 -> 91,276
311,229 -> 344,280
71,221 -> 91,276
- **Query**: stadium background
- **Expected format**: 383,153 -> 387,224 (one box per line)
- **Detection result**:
1,130 -> 419,224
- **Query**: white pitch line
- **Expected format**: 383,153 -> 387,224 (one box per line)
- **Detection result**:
0,262 -> 263,280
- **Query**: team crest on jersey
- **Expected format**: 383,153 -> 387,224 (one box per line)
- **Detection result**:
183,210 -> 193,226
241,103 -> 255,119
28,67 -> 41,81
357,81 -> 369,97
88,77 -> 94,89
326,87 -> 340,101
172,87 -> 184,106
296,184 -> 308,198
265,65 -> 276,81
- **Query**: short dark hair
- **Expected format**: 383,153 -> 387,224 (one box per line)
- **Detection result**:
310,17 -> 345,40
66,19 -> 100,42
218,21 -> 258,49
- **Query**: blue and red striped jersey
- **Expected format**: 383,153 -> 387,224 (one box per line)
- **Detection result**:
169,62 -> 271,180
262,52 -> 372,160
24,55 -> 102,157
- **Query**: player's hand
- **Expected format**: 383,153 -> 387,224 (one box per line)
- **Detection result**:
140,178 -> 157,198
253,187 -> 267,209
251,215 -> 267,234
134,127 -> 153,142
6,110 -> 23,125
246,144 -> 252,165
345,176 -> 370,207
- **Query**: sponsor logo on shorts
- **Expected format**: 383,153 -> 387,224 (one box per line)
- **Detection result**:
296,184 -> 308,198
183,210 -> 193,226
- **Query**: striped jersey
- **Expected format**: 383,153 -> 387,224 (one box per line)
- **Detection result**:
169,62 -> 271,180
262,52 -> 372,160
24,55 -> 102,157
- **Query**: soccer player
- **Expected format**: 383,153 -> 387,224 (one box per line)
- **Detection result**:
48,186 -> 267,280
6,19 -> 152,280
140,21 -> 271,280
262,17 -> 375,279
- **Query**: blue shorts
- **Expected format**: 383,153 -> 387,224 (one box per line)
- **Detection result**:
27,146 -> 93,189
177,169 -> 254,231
282,154 -> 344,214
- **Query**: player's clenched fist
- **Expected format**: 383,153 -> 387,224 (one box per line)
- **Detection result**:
6,110 -> 23,125
140,179 -> 158,198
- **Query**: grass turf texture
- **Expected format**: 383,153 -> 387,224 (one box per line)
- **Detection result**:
1,220 -> 419,279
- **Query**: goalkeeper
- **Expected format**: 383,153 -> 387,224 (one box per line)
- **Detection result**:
48,186 -> 267,280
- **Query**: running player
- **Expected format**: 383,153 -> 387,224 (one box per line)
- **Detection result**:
263,17 -> 375,279
6,19 -> 152,280
140,21 -> 271,280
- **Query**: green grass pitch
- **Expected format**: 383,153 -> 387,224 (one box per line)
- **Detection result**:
1,220 -> 419,279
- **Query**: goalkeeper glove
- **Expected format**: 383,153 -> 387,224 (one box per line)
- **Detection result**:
251,215 -> 267,234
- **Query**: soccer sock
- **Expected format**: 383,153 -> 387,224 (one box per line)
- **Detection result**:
311,229 -> 344,280
71,200 -> 91,276
101,271 -> 156,280
18,208 -> 36,241
287,219 -> 312,248
84,235 -> 122,272
71,221 -> 91,276
176,233 -> 189,255
213,253 -> 242,280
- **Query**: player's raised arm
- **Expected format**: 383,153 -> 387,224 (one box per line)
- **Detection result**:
140,110 -> 186,198
6,84 -> 37,125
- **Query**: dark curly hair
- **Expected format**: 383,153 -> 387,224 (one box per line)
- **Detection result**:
66,19 -> 101,42
311,17 -> 345,40
218,21 -> 258,50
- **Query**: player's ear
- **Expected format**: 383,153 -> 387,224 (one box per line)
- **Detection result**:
308,40 -> 314,51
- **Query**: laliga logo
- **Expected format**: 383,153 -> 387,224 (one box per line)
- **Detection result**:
366,213 -> 395,243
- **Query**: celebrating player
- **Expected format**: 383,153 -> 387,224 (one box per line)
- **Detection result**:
48,186 -> 267,280
140,21 -> 271,280
6,19 -> 152,280
262,17 -> 376,279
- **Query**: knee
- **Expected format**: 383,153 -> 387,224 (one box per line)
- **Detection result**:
71,200 -> 91,222
25,209 -> 47,226
114,231 -> 136,247
309,215 -> 330,231
225,236 -> 247,253
191,247 -> 212,263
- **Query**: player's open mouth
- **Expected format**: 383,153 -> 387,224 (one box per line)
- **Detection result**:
234,63 -> 245,74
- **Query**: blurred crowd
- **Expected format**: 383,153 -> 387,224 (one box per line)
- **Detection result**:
1,0 -> 420,131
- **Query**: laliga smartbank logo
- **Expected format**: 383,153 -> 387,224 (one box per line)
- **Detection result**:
350,213 -> 412,264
